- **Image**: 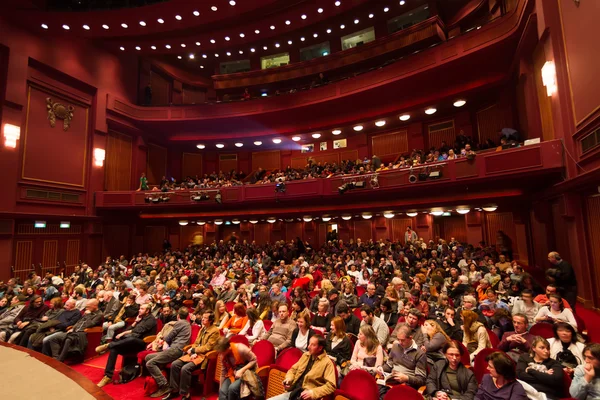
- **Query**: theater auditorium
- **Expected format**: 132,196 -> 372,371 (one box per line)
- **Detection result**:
0,0 -> 599,399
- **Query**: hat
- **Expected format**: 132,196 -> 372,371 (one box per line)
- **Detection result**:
328,289 -> 339,296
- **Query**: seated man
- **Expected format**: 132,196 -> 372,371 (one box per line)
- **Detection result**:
267,335 -> 336,400
359,284 -> 380,309
570,343 -> 600,400
534,284 -> 572,309
42,298 -> 102,362
360,305 -> 389,347
337,303 -> 360,336
390,308 -> 425,348
497,313 -> 534,362
217,280 -> 237,303
379,324 -> 427,397
262,305 -> 297,353
145,307 -> 192,398
165,311 -> 220,400
101,294 -> 139,343
31,298 -> 81,350
97,303 -> 157,387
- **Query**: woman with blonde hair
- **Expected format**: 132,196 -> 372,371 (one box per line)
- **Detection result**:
384,285 -> 401,312
421,319 -> 451,363
461,309 -> 492,362
320,279 -> 334,293
348,325 -> 384,374
214,300 -> 230,329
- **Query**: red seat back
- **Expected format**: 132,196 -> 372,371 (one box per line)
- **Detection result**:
263,319 -> 273,332
225,301 -> 236,312
339,369 -> 379,400
275,347 -> 303,370
473,348 -> 501,383
529,323 -> 555,339
353,308 -> 363,319
230,334 -> 250,347
253,340 -> 276,368
383,385 -> 423,400
486,329 -> 500,347
356,286 -> 366,297
454,340 -> 471,367
190,323 -> 201,344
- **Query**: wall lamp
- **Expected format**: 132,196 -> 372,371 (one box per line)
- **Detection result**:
3,124 -> 21,148
541,61 -> 557,96
94,148 -> 106,167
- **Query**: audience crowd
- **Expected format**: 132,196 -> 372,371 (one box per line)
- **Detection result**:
0,231 -> 590,400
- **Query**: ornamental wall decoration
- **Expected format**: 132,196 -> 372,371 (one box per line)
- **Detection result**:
46,97 -> 75,131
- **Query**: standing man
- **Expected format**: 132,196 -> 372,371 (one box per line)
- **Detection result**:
547,252 -> 578,313
405,226 -> 418,244
97,303 -> 157,387
146,307 -> 192,398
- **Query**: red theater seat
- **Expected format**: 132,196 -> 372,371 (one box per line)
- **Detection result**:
334,369 -> 379,400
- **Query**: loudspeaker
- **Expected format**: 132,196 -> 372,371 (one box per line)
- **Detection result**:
408,175 -> 417,183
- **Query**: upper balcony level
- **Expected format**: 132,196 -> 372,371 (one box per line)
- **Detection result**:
95,140 -> 565,218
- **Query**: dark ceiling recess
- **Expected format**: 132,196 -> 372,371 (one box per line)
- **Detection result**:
45,0 -> 169,12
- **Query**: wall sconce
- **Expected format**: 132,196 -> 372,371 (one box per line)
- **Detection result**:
3,124 -> 21,148
541,61 -> 557,96
94,148 -> 106,167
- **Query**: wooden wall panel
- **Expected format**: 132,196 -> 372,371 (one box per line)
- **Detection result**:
291,157 -> 309,169
552,202 -> 571,263
144,226 -> 166,255
42,240 -> 58,270
371,130 -> 408,158
585,196 -> 600,305
285,222 -> 303,243
105,131 -> 132,191
428,122 -> 455,150
476,103 -> 512,145
253,223 -> 270,244
311,153 -> 340,165
65,239 -> 80,269
353,220 -> 373,241
485,212 -> 517,257
391,219 -> 414,242
103,225 -> 130,259
443,216 -> 468,244
530,210 -> 550,268
252,150 -> 280,172
219,154 -> 238,173
182,153 -> 203,178
182,86 -> 206,104
146,143 -> 167,185
13,241 -> 33,281
533,44 -> 555,141
339,149 -> 359,162
150,72 -> 170,106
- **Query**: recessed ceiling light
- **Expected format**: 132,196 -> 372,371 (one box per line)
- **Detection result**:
425,108 -> 437,115
189,54 -> 195,59
335,1 -> 341,6
202,54 -> 207,58
41,23 -> 49,29
263,45 -> 268,50
254,141 -> 262,146
151,45 -> 156,50
250,48 -> 256,52
292,136 -> 301,141
369,13 -> 374,18
239,50 -> 244,54
384,7 -> 390,12
139,21 -> 146,26
235,142 -> 243,147
406,212 -> 418,217
62,24 -> 70,30
121,23 -> 128,28
226,52 -> 231,56
210,39 -> 216,43
216,143 -> 225,148
255,29 -> 260,34
200,65 -> 204,69
135,46 -> 141,51
225,36 -> 230,41
399,114 -> 411,121
326,28 -> 332,33
313,33 -> 318,37
119,46 -> 125,51
177,56 -> 182,59
193,10 -> 200,16
483,205 -> 498,212
300,37 -> 305,41
354,19 -> 359,24
83,24 -> 90,30
353,125 -> 363,131
301,14 -> 307,20
196,144 -> 205,149
180,43 -> 186,47
454,100 -> 466,107
165,44 -> 171,49
157,18 -> 164,23
375,120 -> 386,127
270,25 -> 275,30
312,133 -> 321,139
318,8 -> 324,13
214,53 -> 219,57
196,42 -> 201,46
272,138 -> 282,144
285,20 -> 291,25
211,6 -> 218,11
239,33 -> 245,37
175,15 -> 182,20
340,24 -> 345,29
275,43 -> 280,48
332,129 -> 342,135
288,40 -> 293,45
229,0 -> 236,5
400,0 -> 406,5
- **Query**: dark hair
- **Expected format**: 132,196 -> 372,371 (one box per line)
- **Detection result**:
360,305 -> 374,316
548,293 -> 565,311
444,340 -> 464,356
521,289 -> 533,296
312,334 -> 327,350
486,351 -> 516,381
512,313 -> 528,325
178,306 -> 190,320
408,308 -> 423,319
584,343 -> 600,360
203,310 -> 215,324
554,322 -> 577,344
337,303 -> 349,314
215,337 -> 231,352
380,298 -> 392,311
292,298 -> 306,312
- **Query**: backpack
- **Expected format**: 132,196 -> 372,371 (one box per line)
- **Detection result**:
118,364 -> 140,384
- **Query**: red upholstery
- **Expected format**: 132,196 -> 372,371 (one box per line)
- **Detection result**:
473,348 -> 501,383
356,287 -> 366,297
353,308 -> 363,319
383,385 -> 423,400
454,340 -> 471,367
263,319 -> 273,332
275,347 -> 303,370
230,334 -> 250,347
574,314 -> 587,333
253,340 -> 276,368
225,301 -> 236,312
486,329 -> 500,348
529,323 -> 555,339
560,372 -> 577,400
335,369 -> 379,400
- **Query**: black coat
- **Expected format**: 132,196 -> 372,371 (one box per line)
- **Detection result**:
291,328 -> 316,351
325,334 -> 352,366
426,359 -> 478,400
516,355 -> 564,400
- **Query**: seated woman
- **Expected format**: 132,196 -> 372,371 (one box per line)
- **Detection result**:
289,298 -> 306,321
214,300 -> 231,329
476,351 -> 527,400
548,322 -> 584,374
291,310 -> 316,352
341,282 -> 358,309
239,308 -> 266,345
215,337 -> 263,400
310,298 -> 332,333
17,296 -> 64,347
1,294 -> 48,343
516,336 -> 565,400
534,294 -> 577,330
426,341 -> 478,400
255,292 -> 272,320
429,294 -> 450,320
461,309 -> 492,363
378,298 -> 398,328
348,325 -> 384,375
422,319 -> 451,363
309,288 -> 327,313
222,303 -> 248,337
325,316 -> 352,369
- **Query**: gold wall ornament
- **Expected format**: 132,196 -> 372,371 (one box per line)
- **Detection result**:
46,97 -> 75,131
